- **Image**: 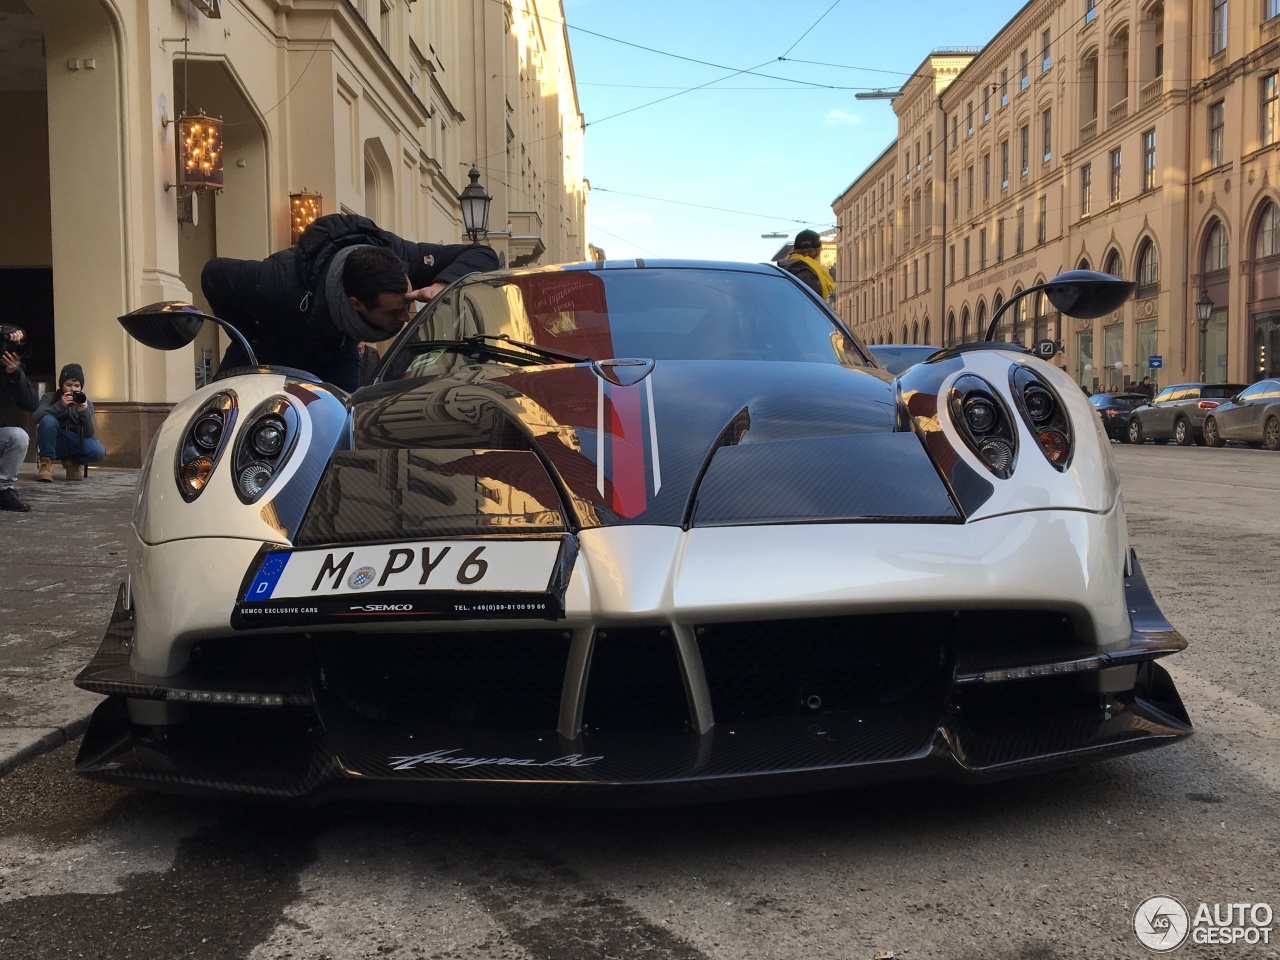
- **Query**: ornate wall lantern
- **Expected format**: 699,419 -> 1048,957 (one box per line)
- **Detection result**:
289,191 -> 323,245
163,111 -> 224,190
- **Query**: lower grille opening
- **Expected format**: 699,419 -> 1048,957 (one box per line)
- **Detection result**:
317,630 -> 572,729
697,614 -> 952,723
582,628 -> 691,732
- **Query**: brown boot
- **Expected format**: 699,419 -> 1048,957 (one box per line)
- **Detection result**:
61,459 -> 83,481
37,457 -> 54,482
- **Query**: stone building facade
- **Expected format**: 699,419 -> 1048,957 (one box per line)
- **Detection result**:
0,0 -> 587,463
835,0 -> 1280,393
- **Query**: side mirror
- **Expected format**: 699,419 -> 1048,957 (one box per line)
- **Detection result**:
1034,339 -> 1057,359
119,301 -> 258,365
985,270 -> 1135,340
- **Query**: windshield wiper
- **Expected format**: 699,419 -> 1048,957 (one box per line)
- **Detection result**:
408,334 -> 587,366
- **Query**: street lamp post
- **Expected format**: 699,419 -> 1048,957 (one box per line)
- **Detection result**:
1195,290 -> 1213,382
459,165 -> 492,242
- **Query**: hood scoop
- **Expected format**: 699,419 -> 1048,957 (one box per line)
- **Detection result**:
591,358 -> 655,386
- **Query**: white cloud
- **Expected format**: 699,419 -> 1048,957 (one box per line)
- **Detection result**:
825,109 -> 863,126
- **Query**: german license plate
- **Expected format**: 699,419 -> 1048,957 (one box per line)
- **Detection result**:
242,539 -> 562,602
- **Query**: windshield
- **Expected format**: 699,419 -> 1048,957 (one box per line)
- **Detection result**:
381,267 -> 870,381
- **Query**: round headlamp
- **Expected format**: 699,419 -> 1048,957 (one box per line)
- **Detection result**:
1024,387 -> 1055,423
250,418 -> 286,457
238,461 -> 275,498
192,414 -> 223,451
977,437 -> 1015,472
963,397 -> 998,433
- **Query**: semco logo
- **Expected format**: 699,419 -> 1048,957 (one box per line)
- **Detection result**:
349,603 -> 414,612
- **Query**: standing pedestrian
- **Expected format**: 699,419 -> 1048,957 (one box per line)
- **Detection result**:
777,229 -> 835,301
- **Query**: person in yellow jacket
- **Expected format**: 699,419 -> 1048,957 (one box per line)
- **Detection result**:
777,229 -> 835,301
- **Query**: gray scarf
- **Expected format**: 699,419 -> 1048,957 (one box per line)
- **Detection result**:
325,244 -> 400,342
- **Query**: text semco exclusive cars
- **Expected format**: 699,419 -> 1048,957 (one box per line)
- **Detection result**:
73,261 -> 1192,804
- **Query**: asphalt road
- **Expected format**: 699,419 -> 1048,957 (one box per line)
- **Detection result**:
0,444 -> 1277,960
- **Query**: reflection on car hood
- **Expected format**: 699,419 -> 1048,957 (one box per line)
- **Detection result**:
307,360 -> 959,537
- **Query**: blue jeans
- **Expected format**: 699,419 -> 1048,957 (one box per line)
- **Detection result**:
36,416 -> 106,464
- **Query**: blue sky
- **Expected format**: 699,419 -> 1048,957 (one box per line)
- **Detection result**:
562,0 -> 1029,263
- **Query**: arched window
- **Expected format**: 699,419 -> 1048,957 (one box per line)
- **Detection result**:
1078,258 -> 1091,271
1011,284 -> 1026,344
923,317 -> 932,343
1203,219 -> 1229,273
976,301 -> 987,341
1136,239 -> 1159,296
1255,202 -> 1280,259
912,321 -> 920,344
992,293 -> 1006,340
961,306 -> 971,343
902,324 -> 909,344
947,311 -> 956,346
1103,249 -> 1123,278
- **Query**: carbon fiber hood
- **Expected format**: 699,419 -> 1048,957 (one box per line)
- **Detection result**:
296,360 -> 958,543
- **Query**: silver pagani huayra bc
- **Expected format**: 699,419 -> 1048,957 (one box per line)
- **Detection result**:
75,261 -> 1192,804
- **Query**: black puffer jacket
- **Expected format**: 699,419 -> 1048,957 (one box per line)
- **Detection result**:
200,214 -> 499,374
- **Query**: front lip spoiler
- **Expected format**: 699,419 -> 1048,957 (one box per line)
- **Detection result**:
73,551 -> 1192,806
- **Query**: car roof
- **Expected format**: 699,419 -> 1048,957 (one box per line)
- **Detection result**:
472,259 -> 787,280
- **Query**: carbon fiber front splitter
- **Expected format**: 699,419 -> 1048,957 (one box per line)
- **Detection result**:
74,662 -> 1191,806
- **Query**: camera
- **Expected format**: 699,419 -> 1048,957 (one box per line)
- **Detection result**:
71,391 -> 87,405
0,324 -> 28,359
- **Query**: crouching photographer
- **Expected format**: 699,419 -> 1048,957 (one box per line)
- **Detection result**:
34,362 -> 105,482
0,325 -> 38,511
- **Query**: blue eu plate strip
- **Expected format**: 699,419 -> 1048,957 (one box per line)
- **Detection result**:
243,552 -> 290,602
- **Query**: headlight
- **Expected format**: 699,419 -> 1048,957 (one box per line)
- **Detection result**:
175,392 -> 238,501
233,397 -> 300,503
1010,367 -> 1074,470
948,375 -> 1018,479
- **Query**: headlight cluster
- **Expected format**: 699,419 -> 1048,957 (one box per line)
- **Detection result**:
232,397 -> 301,503
175,392 -> 238,501
948,375 -> 1018,478
1010,367 -> 1073,469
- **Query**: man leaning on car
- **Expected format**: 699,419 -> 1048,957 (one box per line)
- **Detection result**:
0,325 -> 38,512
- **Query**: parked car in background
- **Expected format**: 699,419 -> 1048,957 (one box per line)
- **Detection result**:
1203,378 -> 1280,449
1088,392 -> 1148,442
868,344 -> 941,375
1126,382 -> 1248,445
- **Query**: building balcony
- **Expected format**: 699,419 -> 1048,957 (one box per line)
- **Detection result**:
1108,99 -> 1129,126
1140,77 -> 1163,109
507,210 -> 545,267
1081,118 -> 1098,144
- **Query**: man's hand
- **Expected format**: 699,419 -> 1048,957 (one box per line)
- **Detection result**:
1,351 -> 19,375
406,282 -> 447,304
7,329 -> 24,345
61,392 -> 76,408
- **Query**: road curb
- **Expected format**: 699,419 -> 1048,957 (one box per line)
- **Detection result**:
0,714 -> 93,779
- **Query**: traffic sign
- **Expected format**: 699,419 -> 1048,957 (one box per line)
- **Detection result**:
1149,355 -> 1163,368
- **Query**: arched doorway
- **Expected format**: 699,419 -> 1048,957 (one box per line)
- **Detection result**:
1249,200 -> 1280,380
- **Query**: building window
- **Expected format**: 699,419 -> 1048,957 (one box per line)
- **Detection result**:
913,259 -> 919,296
949,244 -> 956,283
1037,196 -> 1047,245
953,177 -> 960,219
964,238 -> 971,277
983,87 -> 991,122
926,129 -> 933,160
1268,0 -> 1280,19
924,253 -> 930,289
1020,125 -> 1030,176
1086,0 -> 1097,23
1110,148 -> 1122,203
1042,29 -> 1052,71
1143,129 -> 1156,192
967,164 -> 974,211
1263,73 -> 1279,146
1081,163 -> 1092,217
1210,100 -> 1225,167
979,228 -> 987,269
1020,50 -> 1029,90
1211,0 -> 1227,55
967,102 -> 975,136
1001,140 -> 1009,188
380,1 -> 391,46
1203,220 -> 1229,272
1042,108 -> 1052,161
983,154 -> 991,200
1256,202 -> 1280,257
997,219 -> 1005,261
1000,70 -> 1009,106
1016,208 -> 1025,253
1137,239 -> 1160,295
952,116 -> 959,147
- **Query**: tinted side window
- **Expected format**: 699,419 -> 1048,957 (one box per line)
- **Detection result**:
1236,382 -> 1269,401
1203,383 -> 1247,398
1260,380 -> 1280,399
1153,387 -> 1177,403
